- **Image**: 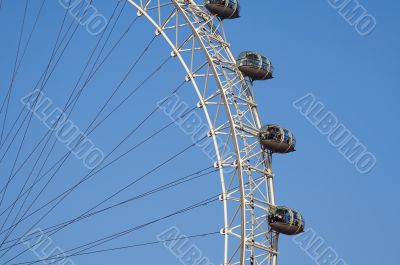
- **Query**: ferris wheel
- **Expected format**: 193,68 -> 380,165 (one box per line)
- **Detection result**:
0,1 -> 305,265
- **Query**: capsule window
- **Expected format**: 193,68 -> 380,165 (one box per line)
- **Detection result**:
269,127 -> 282,142
275,208 -> 285,218
262,61 -> 268,69
237,52 -> 273,80
238,52 -> 247,60
268,207 -> 305,235
228,0 -> 236,8
284,210 -> 292,224
293,211 -> 301,226
247,53 -> 258,61
206,0 -> 224,4
237,52 -> 260,68
283,129 -> 290,144
259,125 -> 296,153
204,0 -> 239,19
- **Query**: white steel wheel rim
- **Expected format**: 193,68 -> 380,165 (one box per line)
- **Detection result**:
126,1 -> 278,264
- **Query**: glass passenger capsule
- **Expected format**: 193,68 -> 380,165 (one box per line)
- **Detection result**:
268,206 -> 305,235
259,125 -> 296,153
236,52 -> 273,80
204,0 -> 240,19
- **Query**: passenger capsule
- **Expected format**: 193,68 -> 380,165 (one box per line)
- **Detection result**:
259,125 -> 296,153
268,206 -> 305,235
204,0 -> 240,19
236,52 -> 273,80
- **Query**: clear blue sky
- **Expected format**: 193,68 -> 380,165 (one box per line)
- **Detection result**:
0,0 -> 398,265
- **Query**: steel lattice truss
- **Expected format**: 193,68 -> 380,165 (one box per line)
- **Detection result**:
127,1 -> 279,264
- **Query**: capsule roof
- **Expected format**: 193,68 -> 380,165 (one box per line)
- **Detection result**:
237,51 -> 273,80
259,124 -> 296,153
204,0 -> 240,19
268,206 -> 305,235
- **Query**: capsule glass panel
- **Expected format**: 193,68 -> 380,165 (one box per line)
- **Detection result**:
259,125 -> 295,153
236,51 -> 273,80
283,129 -> 290,144
268,206 -> 305,235
204,0 -> 240,19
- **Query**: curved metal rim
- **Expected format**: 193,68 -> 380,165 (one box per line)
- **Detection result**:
126,1 -> 277,264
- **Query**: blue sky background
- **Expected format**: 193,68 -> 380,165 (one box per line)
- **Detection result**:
0,0 -> 398,265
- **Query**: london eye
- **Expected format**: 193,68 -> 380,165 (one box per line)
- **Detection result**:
0,1 -> 305,264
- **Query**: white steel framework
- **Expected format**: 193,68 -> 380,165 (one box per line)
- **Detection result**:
127,1 -> 279,264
